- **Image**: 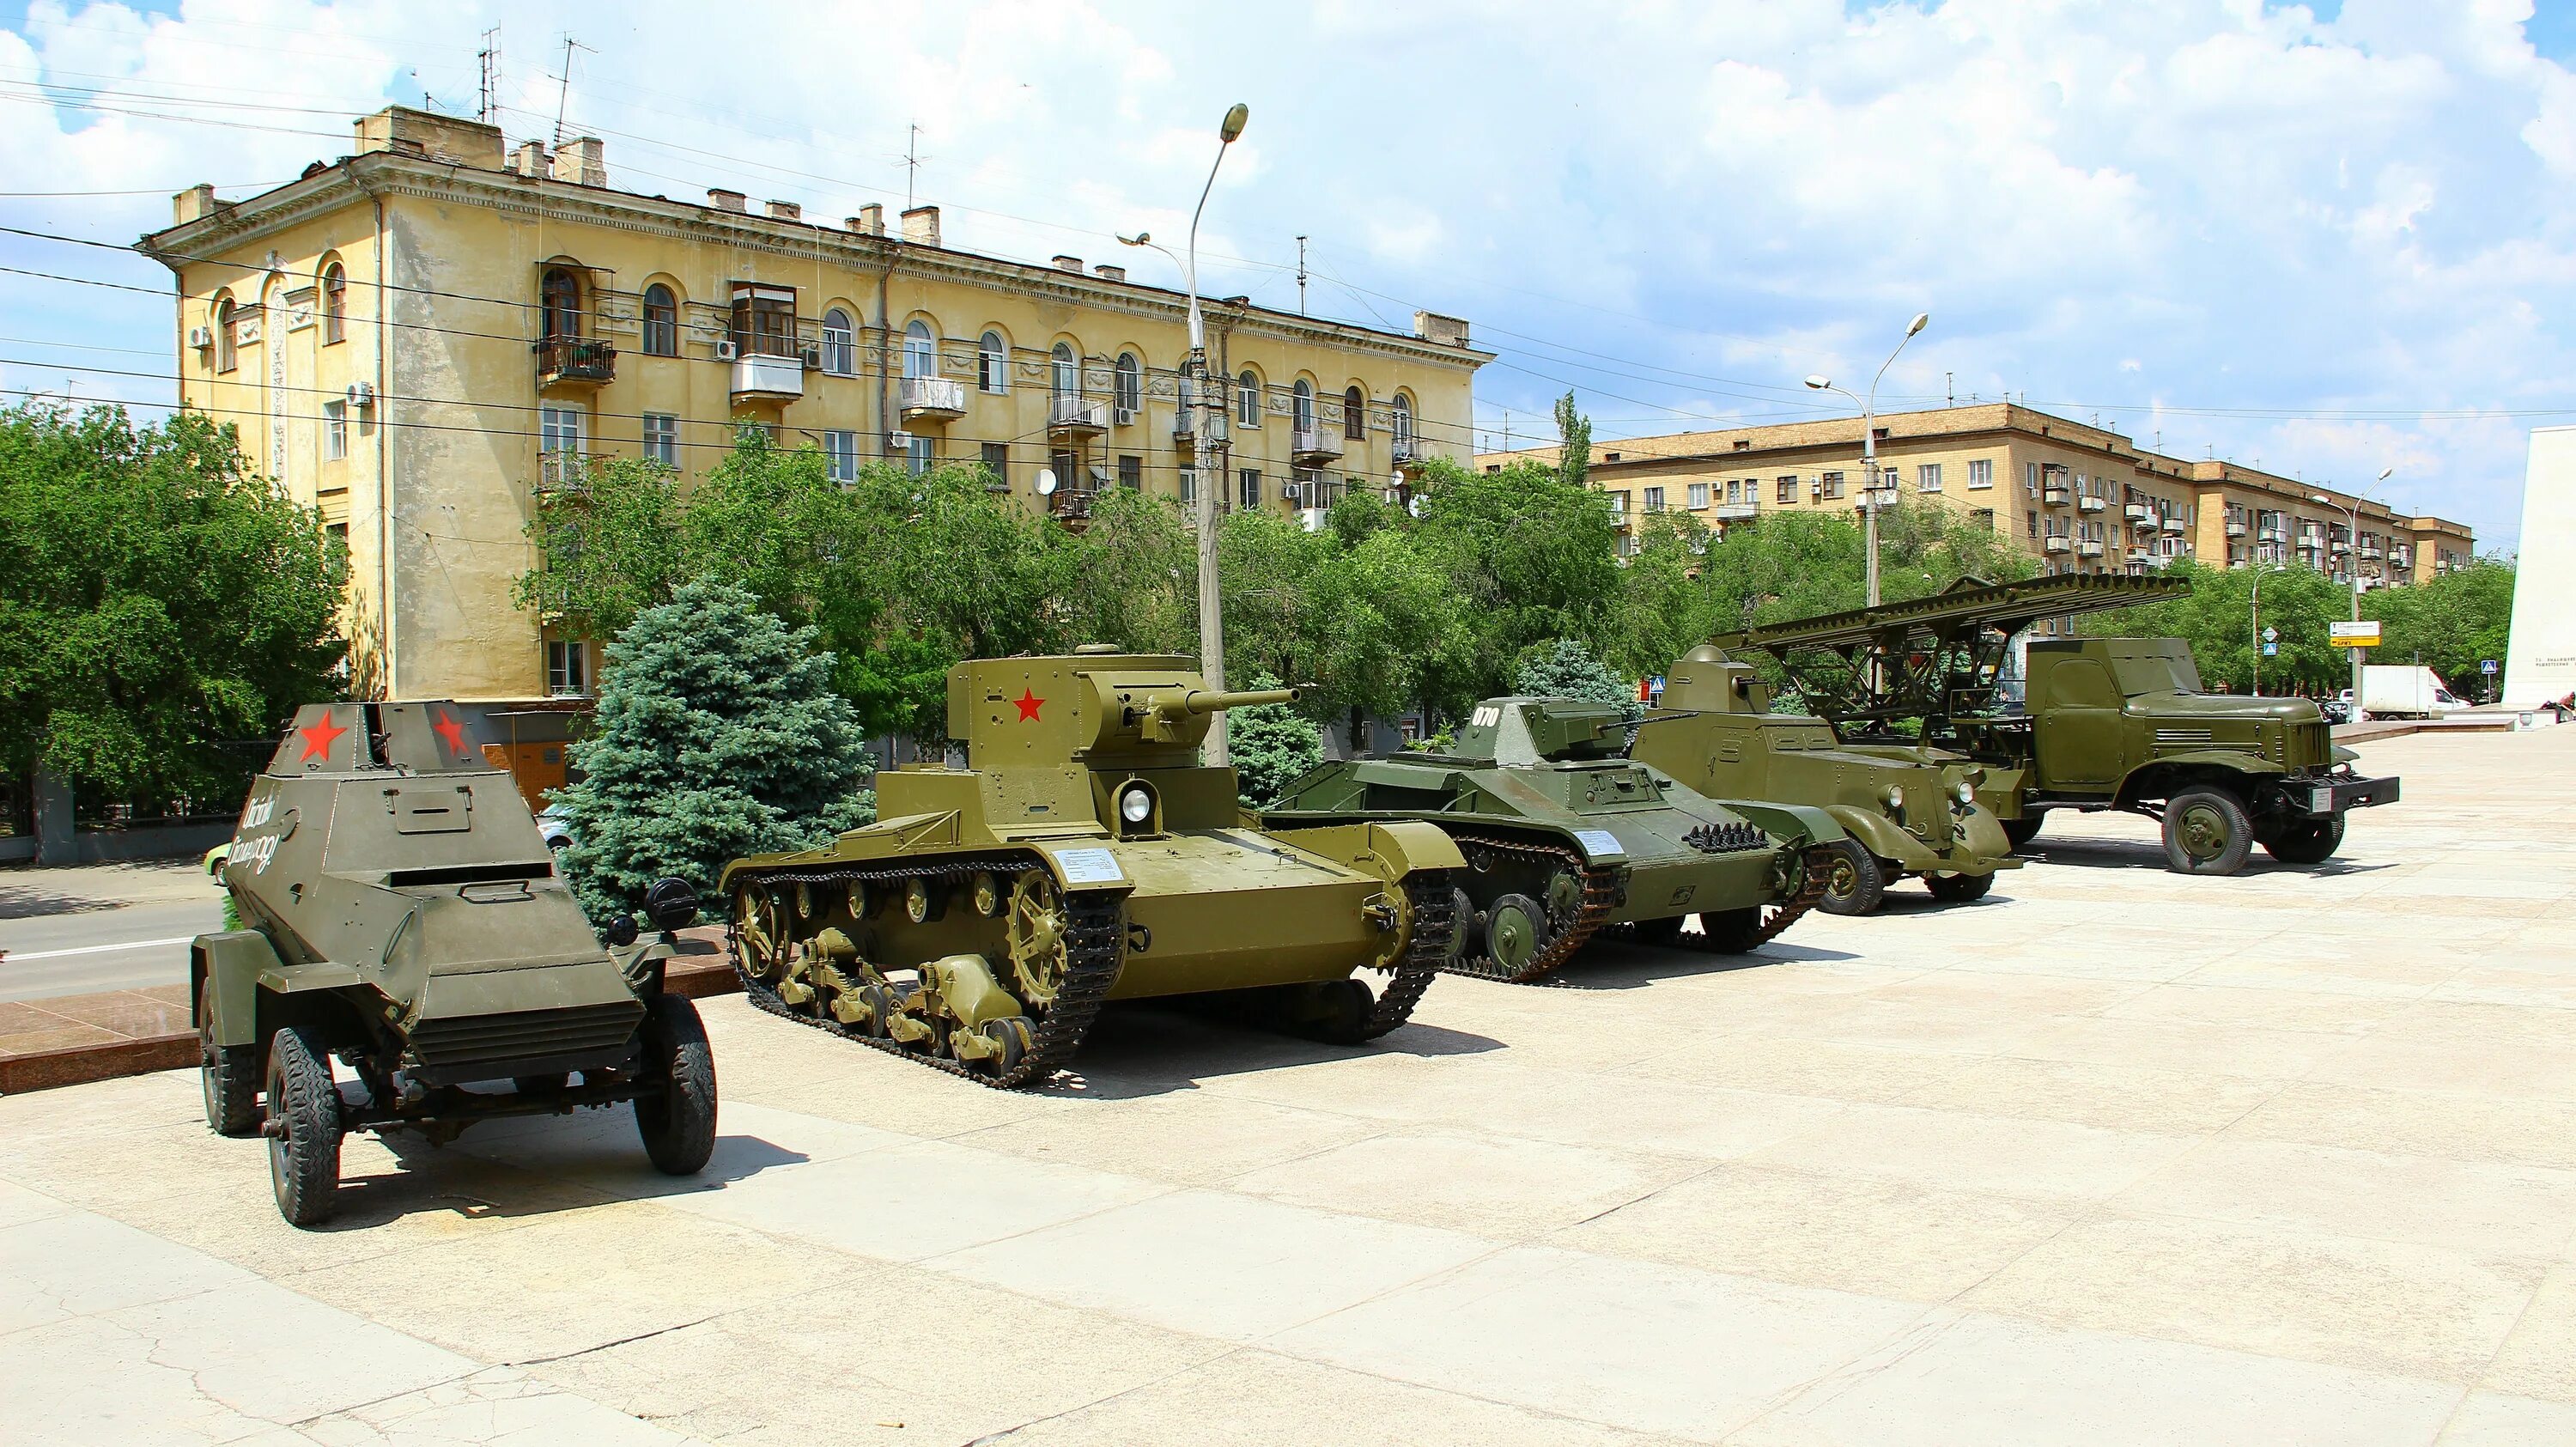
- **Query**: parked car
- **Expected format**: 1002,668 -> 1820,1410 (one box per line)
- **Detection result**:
2318,696 -> 2353,725
536,801 -> 575,851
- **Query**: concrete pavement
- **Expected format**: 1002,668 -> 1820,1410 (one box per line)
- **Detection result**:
3,727 -> 2573,1444
0,860 -> 223,1002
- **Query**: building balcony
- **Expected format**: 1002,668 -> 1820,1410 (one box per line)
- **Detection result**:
1048,395 -> 1109,439
536,451 -> 612,494
1710,501 -> 1759,523
534,337 -> 615,389
898,376 -> 968,423
732,350 -> 805,402
2043,536 -> 2073,555
1390,434 -> 1425,465
2077,495 -> 2106,514
1291,425 -> 1345,465
2041,486 -> 2071,508
2359,544 -> 2383,560
2077,538 -> 2105,557
2123,502 -> 2150,522
2226,520 -> 2248,538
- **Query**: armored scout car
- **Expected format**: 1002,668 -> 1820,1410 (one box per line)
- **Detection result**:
720,651 -> 1463,1087
194,702 -> 715,1227
1265,696 -> 1841,982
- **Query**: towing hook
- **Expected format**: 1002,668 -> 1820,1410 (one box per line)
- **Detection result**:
1361,896 -> 1399,931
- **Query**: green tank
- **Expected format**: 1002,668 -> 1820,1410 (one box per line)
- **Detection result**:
1631,647 -> 2019,914
718,650 -> 1464,1088
193,702 -> 715,1227
1263,696 -> 1844,983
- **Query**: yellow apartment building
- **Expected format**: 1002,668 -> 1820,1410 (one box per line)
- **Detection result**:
1477,403 -> 2475,590
142,106 -> 1488,793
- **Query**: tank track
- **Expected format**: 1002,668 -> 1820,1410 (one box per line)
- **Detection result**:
1607,842 -> 1837,956
1358,868 -> 1458,1037
1438,832 -> 1622,985
726,853 -> 1123,1091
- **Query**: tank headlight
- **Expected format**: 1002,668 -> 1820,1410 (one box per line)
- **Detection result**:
1119,785 -> 1154,824
1881,785 -> 1905,811
1954,781 -> 1975,808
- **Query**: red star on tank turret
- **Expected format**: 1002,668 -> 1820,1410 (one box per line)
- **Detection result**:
1014,689 -> 1044,721
296,714 -> 348,761
430,708 -> 469,757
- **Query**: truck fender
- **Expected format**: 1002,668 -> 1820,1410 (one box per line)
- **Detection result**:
191,929 -> 284,1049
2117,751 -> 2283,809
1712,801 -> 1846,850
1818,805 -> 1916,864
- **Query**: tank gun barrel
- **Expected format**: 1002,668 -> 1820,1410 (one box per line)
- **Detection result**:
1160,685 -> 1297,717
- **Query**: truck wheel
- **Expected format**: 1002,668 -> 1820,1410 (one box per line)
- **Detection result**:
1485,894 -> 1551,974
199,977 -> 260,1138
1926,872 -> 1995,903
1817,841 -> 1886,915
634,995 -> 718,1176
2001,816 -> 2044,849
2263,815 -> 2345,866
2162,787 -> 2254,875
264,1027 -> 342,1228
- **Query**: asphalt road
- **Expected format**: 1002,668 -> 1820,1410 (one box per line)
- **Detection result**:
0,862 -> 223,1003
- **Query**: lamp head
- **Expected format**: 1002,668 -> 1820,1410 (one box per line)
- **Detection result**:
1804,374 -> 1832,391
2376,465 -> 2394,481
1118,231 -> 1150,246
2309,493 -> 2331,505
1905,312 -> 1929,337
1220,103 -> 1249,143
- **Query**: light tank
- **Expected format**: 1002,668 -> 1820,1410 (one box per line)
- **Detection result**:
718,651 -> 1464,1087
1631,648 -> 2019,913
1263,696 -> 1844,983
192,702 -> 714,1227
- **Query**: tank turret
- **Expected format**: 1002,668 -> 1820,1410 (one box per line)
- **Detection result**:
1661,646 -> 1771,714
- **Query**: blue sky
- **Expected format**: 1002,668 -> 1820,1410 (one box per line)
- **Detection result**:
7,0 -> 2576,550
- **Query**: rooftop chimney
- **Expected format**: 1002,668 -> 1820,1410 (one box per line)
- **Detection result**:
849,204 -> 884,235
172,183 -> 220,225
1093,264 -> 1126,283
708,188 -> 746,213
1413,310 -> 1472,348
509,141 -> 550,179
1052,254 -> 1084,273
900,204 -> 940,246
350,106 -> 505,170
767,199 -> 801,220
550,137 -> 607,187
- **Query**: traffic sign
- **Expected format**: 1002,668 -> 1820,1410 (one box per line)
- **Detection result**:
2263,627 -> 2278,642
2328,621 -> 2382,648
2482,659 -> 2500,674
2262,642 -> 2277,656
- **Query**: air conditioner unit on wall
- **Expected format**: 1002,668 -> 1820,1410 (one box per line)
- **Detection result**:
187,325 -> 214,350
1115,406 -> 1137,426
713,339 -> 738,362
344,382 -> 375,410
800,346 -> 823,370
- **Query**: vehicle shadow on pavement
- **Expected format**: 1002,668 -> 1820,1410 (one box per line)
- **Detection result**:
0,883 -> 126,919
1532,933 -> 1865,993
1031,1001 -> 1503,1101
2015,839 -> 2395,878
342,1122 -> 811,1222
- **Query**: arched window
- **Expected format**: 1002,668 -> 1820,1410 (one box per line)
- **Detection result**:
979,331 -> 1009,392
212,296 -> 236,373
1052,342 -> 1079,398
1114,352 -> 1142,417
903,319 -> 935,380
1237,368 -> 1261,427
320,264 -> 346,345
540,266 -> 582,339
642,284 -> 678,356
1344,385 -> 1366,441
822,308 -> 855,375
1392,394 -> 1414,453
1292,379 -> 1315,434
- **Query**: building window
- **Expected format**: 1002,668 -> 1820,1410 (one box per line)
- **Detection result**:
540,266 -> 582,339
320,264 -> 345,345
1292,379 -> 1315,434
322,400 -> 347,461
730,285 -> 797,356
1776,477 -> 1795,504
1118,453 -> 1142,489
643,412 -> 677,466
979,331 -> 1009,392
981,441 -> 1010,489
906,433 -> 934,477
903,319 -> 935,380
824,429 -> 860,482
213,297 -> 236,373
1238,466 -> 1262,508
1917,463 -> 1942,493
1972,508 -> 1995,530
1179,468 -> 1197,505
1237,369 -> 1261,427
823,309 -> 857,376
1052,342 -> 1079,398
1818,472 -> 1844,500
1607,491 -> 1630,514
1344,385 -> 1366,441
1643,485 -> 1665,513
1966,458 -> 1992,489
1390,394 -> 1413,451
540,404 -> 584,453
1687,482 -> 1710,510
545,639 -> 589,697
1115,352 -> 1142,417
641,284 -> 678,356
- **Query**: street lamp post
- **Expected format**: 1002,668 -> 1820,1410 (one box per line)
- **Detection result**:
1120,100 -> 1248,763
2311,465 -> 2390,721
1805,311 -> 1929,606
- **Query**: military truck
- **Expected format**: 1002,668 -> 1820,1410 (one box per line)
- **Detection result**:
1632,648 -> 2017,913
1265,696 -> 1841,982
720,651 -> 1462,1086
195,702 -> 715,1227
1709,575 -> 2399,875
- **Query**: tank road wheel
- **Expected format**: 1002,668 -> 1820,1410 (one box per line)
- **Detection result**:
1005,871 -> 1072,1010
634,994 -> 718,1176
2001,816 -> 2044,850
1485,893 -> 1551,976
199,976 -> 259,1138
1696,907 -> 1765,954
2263,814 -> 2345,866
976,1016 -> 1036,1078
1630,915 -> 1686,947
2163,787 -> 2254,875
1542,869 -> 1585,936
1926,872 -> 1995,903
264,1026 -> 342,1228
1444,886 -> 1481,968
1817,840 -> 1887,916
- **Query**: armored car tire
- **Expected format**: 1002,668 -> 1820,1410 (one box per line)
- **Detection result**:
2162,786 -> 2254,875
264,1026 -> 343,1228
1817,841 -> 1887,916
2262,814 -> 2344,866
198,976 -> 260,1138
634,994 -> 718,1176
1926,871 -> 1995,903
2000,816 -> 2044,850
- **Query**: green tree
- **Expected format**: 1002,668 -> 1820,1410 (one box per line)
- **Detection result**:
1227,672 -> 1324,806
2086,560 -> 2348,694
2365,559 -> 2514,696
1552,390 -> 1592,489
1408,456 -> 1621,707
556,579 -> 875,922
0,403 -> 346,803
1514,639 -> 1643,721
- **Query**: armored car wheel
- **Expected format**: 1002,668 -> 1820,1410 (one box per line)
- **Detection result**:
199,977 -> 259,1138
2263,815 -> 2344,866
1817,841 -> 1886,916
2001,816 -> 2044,849
634,994 -> 718,1176
2163,787 -> 2253,875
264,1026 -> 342,1228
1926,871 -> 1995,903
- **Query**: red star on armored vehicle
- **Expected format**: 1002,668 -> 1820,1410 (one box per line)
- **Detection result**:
296,714 -> 348,761
1014,689 -> 1045,721
430,708 -> 470,757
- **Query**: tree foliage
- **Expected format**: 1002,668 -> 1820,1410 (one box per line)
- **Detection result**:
0,403 -> 347,801
2365,559 -> 2513,697
556,580 -> 875,922
1226,672 -> 1324,806
1552,390 -> 1592,490
1514,639 -> 1643,721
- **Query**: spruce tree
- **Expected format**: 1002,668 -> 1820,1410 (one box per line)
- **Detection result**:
1514,639 -> 1643,721
556,579 -> 875,923
1227,672 -> 1326,806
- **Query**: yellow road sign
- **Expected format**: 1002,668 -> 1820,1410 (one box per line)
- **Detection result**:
2330,621 -> 2382,648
